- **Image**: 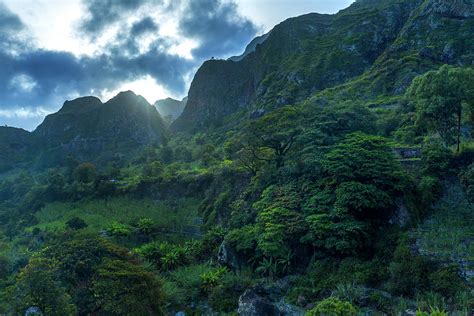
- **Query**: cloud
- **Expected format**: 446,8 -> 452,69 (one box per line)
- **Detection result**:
179,0 -> 258,59
130,17 -> 159,36
0,0 -> 258,129
0,106 -> 50,119
80,0 -> 150,35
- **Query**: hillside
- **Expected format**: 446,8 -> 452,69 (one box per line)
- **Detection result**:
173,0 -> 474,133
0,126 -> 34,172
0,0 -> 473,315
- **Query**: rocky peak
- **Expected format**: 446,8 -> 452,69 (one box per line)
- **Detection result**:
59,96 -> 102,114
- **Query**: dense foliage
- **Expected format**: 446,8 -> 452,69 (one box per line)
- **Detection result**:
1,0 -> 474,312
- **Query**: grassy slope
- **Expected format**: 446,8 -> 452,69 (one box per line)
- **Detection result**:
29,197 -> 201,235
413,181 -> 474,285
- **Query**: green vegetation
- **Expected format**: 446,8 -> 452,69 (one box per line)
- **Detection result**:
1,1 -> 474,314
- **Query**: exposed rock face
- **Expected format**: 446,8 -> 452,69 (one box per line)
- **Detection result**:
173,0 -> 474,133
217,241 -> 241,270
425,0 -> 474,18
237,290 -> 281,316
237,287 -> 304,316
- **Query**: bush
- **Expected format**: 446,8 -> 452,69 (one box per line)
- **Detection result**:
307,297 -> 358,315
428,266 -> 467,298
135,218 -> 155,235
106,221 -> 133,237
418,176 -> 441,210
388,242 -> 434,296
421,145 -> 451,175
66,217 -> 88,230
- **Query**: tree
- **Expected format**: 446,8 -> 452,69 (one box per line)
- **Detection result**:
91,259 -> 164,315
303,133 -> 405,255
74,163 -> 97,183
66,216 -> 88,230
242,106 -> 302,168
407,65 -> 474,152
8,258 -> 76,315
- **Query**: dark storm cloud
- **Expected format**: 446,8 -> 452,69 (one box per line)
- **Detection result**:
0,0 -> 258,129
0,2 -> 29,52
80,0 -> 150,35
179,0 -> 258,59
80,0 -> 258,60
130,17 -> 159,36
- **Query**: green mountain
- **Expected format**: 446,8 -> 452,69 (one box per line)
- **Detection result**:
173,0 -> 474,132
1,1 -> 474,314
0,126 -> 34,172
33,91 -> 167,165
154,97 -> 188,123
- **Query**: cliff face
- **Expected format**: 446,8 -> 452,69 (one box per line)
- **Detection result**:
172,0 -> 424,132
318,0 -> 474,101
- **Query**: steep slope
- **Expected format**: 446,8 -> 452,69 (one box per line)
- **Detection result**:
172,0 -> 423,132
154,97 -> 187,123
0,126 -> 34,172
313,0 -> 474,104
34,91 -> 167,163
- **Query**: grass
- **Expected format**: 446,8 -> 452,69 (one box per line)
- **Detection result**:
28,197 -> 201,234
412,181 -> 474,284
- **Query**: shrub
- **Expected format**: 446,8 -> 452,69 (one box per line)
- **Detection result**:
428,266 -> 467,298
306,297 -> 357,315
136,218 -> 155,235
199,267 -> 227,293
388,242 -> 433,296
106,222 -> 133,237
66,217 -> 88,230
421,145 -> 451,175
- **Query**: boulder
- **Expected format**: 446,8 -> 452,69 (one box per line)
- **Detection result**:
218,241 -> 241,270
25,307 -> 43,316
237,289 -> 304,316
237,290 -> 280,316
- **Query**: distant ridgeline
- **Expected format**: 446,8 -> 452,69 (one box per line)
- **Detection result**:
1,0 -> 474,171
0,91 -> 167,171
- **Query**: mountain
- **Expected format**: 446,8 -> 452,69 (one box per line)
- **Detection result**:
172,0 -> 474,132
32,91 -> 167,165
0,126 -> 34,172
228,31 -> 271,62
154,97 -> 188,123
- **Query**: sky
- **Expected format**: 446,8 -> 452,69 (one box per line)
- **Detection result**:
0,0 -> 354,130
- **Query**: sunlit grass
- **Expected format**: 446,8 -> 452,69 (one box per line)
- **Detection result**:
28,197 -> 200,233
